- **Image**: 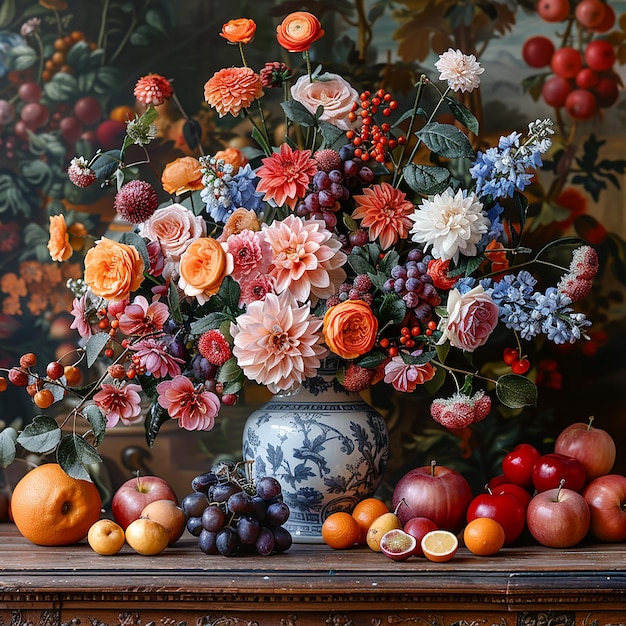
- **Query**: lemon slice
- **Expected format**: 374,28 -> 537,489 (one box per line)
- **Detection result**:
421,529 -> 458,562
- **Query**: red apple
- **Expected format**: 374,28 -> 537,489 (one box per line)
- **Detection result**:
526,481 -> 590,548
502,443 -> 541,489
466,489 -> 526,545
392,460 -> 473,532
554,418 -> 616,481
492,482 -> 533,510
402,516 -> 437,557
111,475 -> 178,530
532,452 -> 587,493
582,474 -> 626,542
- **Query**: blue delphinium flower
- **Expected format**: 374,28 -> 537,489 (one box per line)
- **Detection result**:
229,164 -> 264,215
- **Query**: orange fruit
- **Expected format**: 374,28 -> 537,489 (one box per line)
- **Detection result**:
352,497 -> 390,544
421,529 -> 459,562
109,105 -> 136,123
463,517 -> 506,556
11,463 -> 102,546
321,512 -> 361,549
365,511 -> 402,552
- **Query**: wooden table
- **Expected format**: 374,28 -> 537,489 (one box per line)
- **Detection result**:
0,523 -> 625,626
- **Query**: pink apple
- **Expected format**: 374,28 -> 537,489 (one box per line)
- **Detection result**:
532,452 -> 587,493
402,516 -> 437,557
582,474 -> 626,542
554,418 -> 616,481
526,481 -> 590,548
112,475 -> 178,530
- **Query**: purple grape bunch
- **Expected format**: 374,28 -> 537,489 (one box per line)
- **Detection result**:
181,462 -> 292,557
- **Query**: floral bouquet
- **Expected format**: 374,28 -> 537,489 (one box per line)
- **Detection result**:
0,11 -> 598,479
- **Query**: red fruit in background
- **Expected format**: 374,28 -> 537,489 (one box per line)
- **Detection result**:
17,81 -> 42,103
467,490 -> 526,545
522,36 -> 555,68
96,119 -> 126,149
502,443 -> 541,489
554,418 -> 616,481
575,68 -> 600,89
541,75 -> 572,108
583,474 -> 626,542
493,482 -> 533,510
20,102 -> 49,129
73,96 -> 103,125
565,89 -> 598,120
59,116 -> 83,144
584,39 -> 616,71
532,452 -> 587,493
537,0 -> 570,22
392,461 -> 473,532
402,516 -> 437,557
551,47 -> 583,79
575,0 -> 606,29
593,3 -> 615,32
594,76 -> 620,108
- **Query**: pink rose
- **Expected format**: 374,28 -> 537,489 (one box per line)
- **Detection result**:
290,73 -> 359,131
438,285 -> 499,351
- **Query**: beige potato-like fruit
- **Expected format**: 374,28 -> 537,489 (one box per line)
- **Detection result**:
87,519 -> 126,555
140,499 -> 187,545
125,518 -> 170,555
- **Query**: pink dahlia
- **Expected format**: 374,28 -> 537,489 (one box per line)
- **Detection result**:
383,356 -> 436,393
203,66 -> 264,118
130,338 -> 183,378
117,295 -> 170,336
352,182 -> 415,250
134,73 -> 173,106
430,390 -> 492,430
263,214 -> 347,303
239,272 -> 275,306
255,143 -> 318,210
156,375 -> 220,431
225,229 -> 272,283
230,290 -> 326,394
93,382 -> 143,428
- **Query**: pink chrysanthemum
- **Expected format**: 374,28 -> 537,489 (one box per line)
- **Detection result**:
255,143 -> 318,210
230,290 -> 326,394
130,338 -> 184,378
156,375 -> 220,431
239,272 -> 275,306
134,73 -> 173,106
203,66 -> 264,118
0,222 -> 21,253
434,49 -> 484,94
383,356 -> 436,393
430,390 -> 492,430
352,182 -> 415,250
117,295 -> 170,336
263,214 -> 347,304
93,382 -> 143,428
67,156 -> 97,188
114,180 -> 159,224
197,329 -> 232,366
225,229 -> 272,283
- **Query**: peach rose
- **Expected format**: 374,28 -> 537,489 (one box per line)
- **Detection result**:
276,11 -> 324,53
290,73 -> 359,131
161,157 -> 203,195
47,215 -> 73,262
218,208 -> 261,241
214,147 -> 248,172
84,238 -> 145,301
220,18 -> 256,44
178,237 -> 234,305
323,299 -> 378,360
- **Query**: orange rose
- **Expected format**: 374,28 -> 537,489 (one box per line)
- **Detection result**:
276,12 -> 324,53
323,300 -> 378,360
218,208 -> 261,241
220,18 -> 257,44
214,147 -> 248,172
47,215 -> 73,262
84,238 -> 145,301
161,157 -> 204,195
67,221 -> 89,252
178,238 -> 234,304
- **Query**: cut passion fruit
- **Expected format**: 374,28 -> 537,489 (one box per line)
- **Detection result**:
379,528 -> 417,561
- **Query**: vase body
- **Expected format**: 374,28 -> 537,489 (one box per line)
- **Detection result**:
242,381 -> 389,543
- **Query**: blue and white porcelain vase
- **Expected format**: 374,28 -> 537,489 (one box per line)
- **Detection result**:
242,371 -> 389,543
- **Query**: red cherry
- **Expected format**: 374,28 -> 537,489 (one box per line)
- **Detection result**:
17,82 -> 42,103
73,96 -> 103,125
575,0 -> 606,28
551,47 -> 583,79
575,67 -> 600,89
565,89 -> 597,121
584,39 -> 616,72
20,102 -> 50,129
537,0 -> 570,22
511,358 -> 530,375
593,3 -> 615,32
59,116 -> 83,144
522,36 -> 555,68
502,347 -> 519,365
593,76 -> 620,108
541,75 -> 572,108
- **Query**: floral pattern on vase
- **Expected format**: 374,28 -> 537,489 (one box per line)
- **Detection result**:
242,378 -> 389,543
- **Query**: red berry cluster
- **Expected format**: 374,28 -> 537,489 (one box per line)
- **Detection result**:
523,0 -> 618,121
378,321 -> 434,358
503,348 -> 531,375
346,89 -> 405,163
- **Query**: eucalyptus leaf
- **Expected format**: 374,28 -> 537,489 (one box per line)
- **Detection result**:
82,405 -> 107,446
403,163 -> 452,196
17,416 -> 62,454
378,292 -> 406,326
91,150 -> 122,179
85,332 -> 110,367
189,312 -> 230,336
145,403 -> 171,448
281,100 -> 317,127
318,120 -> 344,148
496,374 -> 538,409
0,428 -> 17,468
43,72 -> 78,102
57,435 -> 102,481
6,45 -> 37,71
416,122 -> 475,159
348,253 -> 375,275
120,230 -> 149,268
444,95 -> 479,135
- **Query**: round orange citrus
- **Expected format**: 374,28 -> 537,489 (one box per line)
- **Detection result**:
463,517 -> 506,556
109,104 -> 136,123
11,463 -> 102,546
352,497 -> 390,544
321,511 -> 361,549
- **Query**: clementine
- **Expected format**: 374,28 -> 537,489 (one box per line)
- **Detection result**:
463,517 -> 506,556
11,463 -> 102,546
321,511 -> 360,549
351,497 -> 390,544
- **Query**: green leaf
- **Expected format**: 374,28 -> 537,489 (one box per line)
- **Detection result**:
355,350 -> 387,368
6,45 -> 37,71
0,428 -> 17,468
403,163 -> 451,196
145,403 -> 171,448
416,122 -> 475,159
82,405 -> 107,446
281,100 -> 317,127
85,333 -> 110,367
496,374 -> 538,409
17,416 -> 62,454
318,120 -> 345,149
57,434 -> 102,481
91,150 -> 122,179
19,159 -> 53,189
119,230 -> 149,268
0,0 -> 15,28
378,292 -> 406,326
251,125 -> 271,156
43,72 -> 78,102
444,95 -> 479,135
189,311 -> 230,336
348,253 -> 375,276
168,280 -> 182,324
217,357 -> 242,384
217,276 -> 241,311
400,350 -> 437,365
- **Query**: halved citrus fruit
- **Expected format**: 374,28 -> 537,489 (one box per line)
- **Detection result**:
380,528 -> 417,561
421,529 -> 458,562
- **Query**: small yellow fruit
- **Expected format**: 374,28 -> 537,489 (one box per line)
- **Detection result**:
141,500 -> 187,545
125,518 -> 170,555
87,519 -> 126,555
366,511 -> 402,552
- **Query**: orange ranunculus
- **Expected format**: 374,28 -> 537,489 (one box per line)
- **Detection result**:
161,157 -> 204,195
323,299 -> 378,361
47,215 -> 73,262
218,208 -> 261,241
178,238 -> 234,305
220,18 -> 257,44
214,147 -> 248,172
276,12 -> 324,53
84,238 -> 145,301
